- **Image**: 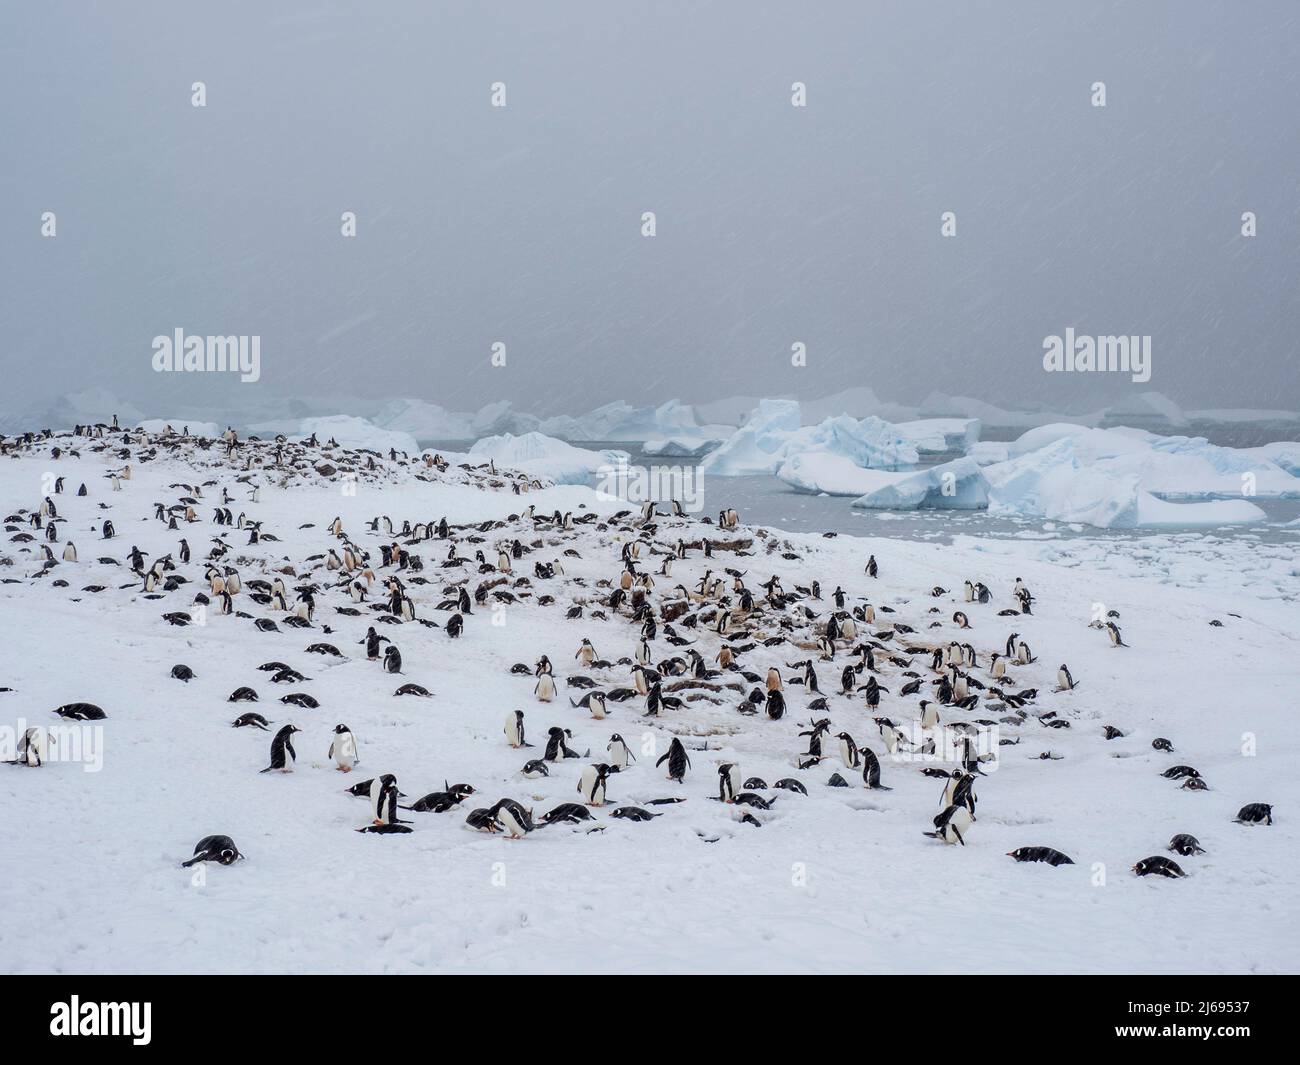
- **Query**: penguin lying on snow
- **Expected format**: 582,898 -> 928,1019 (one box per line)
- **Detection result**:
1168,833 -> 1205,856
402,783 -> 476,813
1134,855 -> 1186,878
181,835 -> 244,867
1007,846 -> 1074,866
1234,803 -> 1273,825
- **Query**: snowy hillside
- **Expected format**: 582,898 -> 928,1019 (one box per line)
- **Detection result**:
0,423 -> 1294,974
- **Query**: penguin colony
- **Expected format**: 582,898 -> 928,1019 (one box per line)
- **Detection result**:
0,419 -> 1276,881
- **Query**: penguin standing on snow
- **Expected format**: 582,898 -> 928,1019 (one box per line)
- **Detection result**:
765,687 -> 786,721
577,763 -> 613,806
504,710 -> 528,748
943,770 -> 977,818
260,725 -> 301,773
717,763 -> 741,803
360,627 -> 389,660
10,727 -> 50,767
382,645 -> 402,674
369,773 -> 407,827
606,733 -> 635,768
328,724 -> 358,772
535,672 -> 557,702
836,732 -> 861,769
925,804 -> 972,845
1056,664 -> 1076,691
657,737 -> 691,782
860,747 -> 889,790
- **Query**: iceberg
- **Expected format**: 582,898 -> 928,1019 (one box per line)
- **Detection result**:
895,418 -> 982,455
535,399 -> 723,443
1247,441 -> 1300,476
777,453 -> 900,497
700,400 -> 919,476
984,437 -> 1266,528
468,432 -> 627,484
848,458 -> 990,510
1006,424 -> 1300,499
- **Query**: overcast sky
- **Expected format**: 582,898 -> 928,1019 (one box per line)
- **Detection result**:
1,0 -> 1297,418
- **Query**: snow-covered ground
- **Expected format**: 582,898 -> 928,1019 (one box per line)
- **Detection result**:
0,425 -> 1295,974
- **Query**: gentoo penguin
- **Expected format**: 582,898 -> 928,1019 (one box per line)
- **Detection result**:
925,804 -> 972,845
765,688 -> 786,721
52,702 -> 107,721
491,799 -> 534,839
860,747 -> 888,790
942,770 -> 977,817
369,774 -> 405,826
577,763 -> 613,806
1234,802 -> 1273,825
62,542 -> 77,562
12,727 -> 49,767
534,672 -> 557,702
328,724 -> 359,772
919,700 -> 940,729
1056,664 -> 1076,691
382,646 -> 403,673
657,737 -> 691,782
504,710 -> 527,748
1105,621 -> 1127,647
876,717 -> 907,755
260,725 -> 301,773
360,627 -> 388,660
575,638 -> 598,667
1168,833 -> 1206,856
1133,855 -> 1185,878
1007,847 -> 1073,866
606,733 -> 635,768
181,835 -> 244,867
584,692 -> 608,719
543,727 -> 583,762
402,783 -> 476,813
836,732 -> 861,769
766,667 -> 782,691
865,554 -> 878,578
717,763 -> 742,803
